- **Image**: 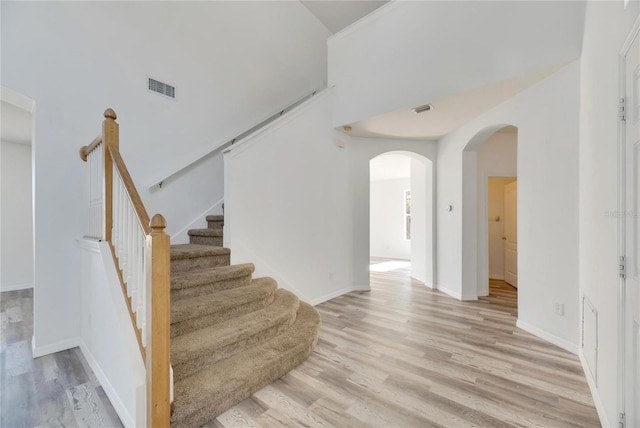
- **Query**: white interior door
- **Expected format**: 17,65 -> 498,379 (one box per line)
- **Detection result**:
623,20 -> 640,428
504,180 -> 518,287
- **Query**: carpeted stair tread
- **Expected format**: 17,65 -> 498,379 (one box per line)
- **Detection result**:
205,215 -> 224,222
170,263 -> 255,301
171,277 -> 277,337
171,289 -> 299,382
170,244 -> 229,260
187,229 -> 223,237
170,302 -> 321,428
170,244 -> 230,273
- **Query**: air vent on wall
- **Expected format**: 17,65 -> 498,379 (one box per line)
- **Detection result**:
148,77 -> 175,99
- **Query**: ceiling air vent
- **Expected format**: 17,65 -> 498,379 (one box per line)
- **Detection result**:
148,77 -> 175,99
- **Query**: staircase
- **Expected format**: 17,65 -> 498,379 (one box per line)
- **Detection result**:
169,215 -> 321,428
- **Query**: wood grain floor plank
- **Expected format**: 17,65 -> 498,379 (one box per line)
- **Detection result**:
218,264 -> 600,427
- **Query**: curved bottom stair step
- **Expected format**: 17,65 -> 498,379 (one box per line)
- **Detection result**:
171,289 -> 299,382
171,263 -> 255,301
170,302 -> 321,428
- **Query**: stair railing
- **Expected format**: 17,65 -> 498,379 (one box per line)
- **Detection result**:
80,109 -> 170,428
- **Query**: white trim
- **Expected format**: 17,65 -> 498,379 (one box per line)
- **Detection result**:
516,319 -> 579,354
618,13 -> 640,425
170,198 -> 224,244
326,1 -> 401,45
78,340 -> 136,428
435,284 -> 461,300
224,88 -> 333,158
32,336 -> 80,358
0,282 -> 33,292
579,349 -> 608,428
309,285 -> 369,306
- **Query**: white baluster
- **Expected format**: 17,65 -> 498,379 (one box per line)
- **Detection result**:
113,173 -> 120,257
128,204 -> 134,290
138,229 -> 144,319
141,235 -> 148,347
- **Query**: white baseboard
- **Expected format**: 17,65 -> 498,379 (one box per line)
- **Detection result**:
309,284 -> 370,306
32,336 -> 80,358
170,198 -> 224,244
516,319 -> 579,354
0,282 -> 33,292
578,349 -> 608,428
436,284 -> 462,300
78,340 -> 135,428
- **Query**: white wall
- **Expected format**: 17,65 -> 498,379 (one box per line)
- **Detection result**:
224,90 -> 352,305
78,240 -> 146,428
327,1 -> 585,127
579,2 -> 640,426
0,140 -> 33,291
1,1 -> 329,354
370,177 -> 411,260
488,178 -> 516,281
437,62 -> 580,351
410,158 -> 432,286
475,132 -> 517,295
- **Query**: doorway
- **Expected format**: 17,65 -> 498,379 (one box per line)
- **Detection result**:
620,18 -> 640,428
369,152 -> 434,286
488,177 -> 517,288
0,86 -> 35,292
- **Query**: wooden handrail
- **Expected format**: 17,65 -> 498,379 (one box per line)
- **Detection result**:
79,108 -> 171,428
109,147 -> 151,235
79,134 -> 103,161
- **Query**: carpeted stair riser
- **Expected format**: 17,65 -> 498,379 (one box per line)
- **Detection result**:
188,229 -> 223,246
170,278 -> 277,338
170,303 -> 320,428
171,289 -> 299,382
206,215 -> 224,230
170,244 -> 230,273
171,264 -> 254,302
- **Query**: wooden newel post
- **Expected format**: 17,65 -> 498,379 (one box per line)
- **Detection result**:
147,214 -> 171,428
103,108 -> 119,242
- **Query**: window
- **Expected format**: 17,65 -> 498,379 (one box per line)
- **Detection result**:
404,189 -> 411,240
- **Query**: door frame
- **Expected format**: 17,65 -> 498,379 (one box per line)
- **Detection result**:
618,13 -> 640,426
482,173 -> 518,295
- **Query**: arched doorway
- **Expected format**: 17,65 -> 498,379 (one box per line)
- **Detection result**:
369,151 -> 435,287
461,124 -> 518,298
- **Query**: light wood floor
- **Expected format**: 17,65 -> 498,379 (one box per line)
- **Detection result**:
0,289 -> 123,427
211,262 -> 600,428
1,263 -> 600,427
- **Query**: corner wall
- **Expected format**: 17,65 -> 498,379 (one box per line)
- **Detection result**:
437,61 -> 580,350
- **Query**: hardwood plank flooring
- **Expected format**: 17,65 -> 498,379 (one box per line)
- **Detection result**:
0,289 -> 123,427
213,261 -> 600,428
1,263 -> 600,427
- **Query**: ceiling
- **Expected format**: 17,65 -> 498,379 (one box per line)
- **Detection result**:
370,153 -> 411,181
1,101 -> 32,145
300,1 -> 388,34
345,63 -> 567,140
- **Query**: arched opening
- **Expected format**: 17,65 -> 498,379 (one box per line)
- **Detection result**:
462,124 -> 518,300
1,86 -> 35,293
369,151 -> 434,287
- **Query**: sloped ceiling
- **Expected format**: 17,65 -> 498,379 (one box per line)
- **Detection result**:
300,1 -> 388,33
